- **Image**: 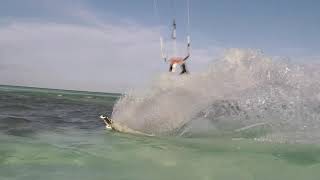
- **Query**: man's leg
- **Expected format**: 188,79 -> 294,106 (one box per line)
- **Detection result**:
180,63 -> 189,74
169,64 -> 173,72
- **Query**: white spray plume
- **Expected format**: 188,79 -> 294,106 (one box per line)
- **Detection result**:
112,49 -> 320,143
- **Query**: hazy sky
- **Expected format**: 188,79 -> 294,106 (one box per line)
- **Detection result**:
0,0 -> 319,92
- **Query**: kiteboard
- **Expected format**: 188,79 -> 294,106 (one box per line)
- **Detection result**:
99,115 -> 154,136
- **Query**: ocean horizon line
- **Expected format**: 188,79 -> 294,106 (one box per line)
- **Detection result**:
0,84 -> 122,97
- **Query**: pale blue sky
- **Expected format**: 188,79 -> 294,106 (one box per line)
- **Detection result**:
0,0 -> 319,92
1,0 -> 319,56
0,0 -> 320,56
91,0 -> 320,53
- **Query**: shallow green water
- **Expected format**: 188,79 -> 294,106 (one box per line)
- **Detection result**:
1,131 -> 320,180
0,85 -> 320,180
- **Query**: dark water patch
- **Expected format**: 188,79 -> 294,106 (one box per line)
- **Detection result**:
0,116 -> 32,127
0,86 -> 117,135
5,128 -> 37,137
32,114 -> 66,124
0,116 -> 37,137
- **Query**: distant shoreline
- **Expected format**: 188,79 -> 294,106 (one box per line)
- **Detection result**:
0,84 -> 122,97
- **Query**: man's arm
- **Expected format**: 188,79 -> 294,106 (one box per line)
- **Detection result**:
183,53 -> 190,61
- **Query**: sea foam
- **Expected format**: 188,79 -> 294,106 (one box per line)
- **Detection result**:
112,49 -> 320,143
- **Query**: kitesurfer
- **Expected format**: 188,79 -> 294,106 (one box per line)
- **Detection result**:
168,52 -> 190,74
154,0 -> 191,74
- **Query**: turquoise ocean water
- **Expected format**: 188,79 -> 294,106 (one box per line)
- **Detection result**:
0,85 -> 320,180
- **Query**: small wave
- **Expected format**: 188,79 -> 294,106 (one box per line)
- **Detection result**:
0,104 -> 35,111
0,116 -> 32,125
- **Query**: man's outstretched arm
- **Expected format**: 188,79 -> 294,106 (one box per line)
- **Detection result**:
183,53 -> 190,61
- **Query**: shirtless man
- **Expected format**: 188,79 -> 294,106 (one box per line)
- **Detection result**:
168,53 -> 190,74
